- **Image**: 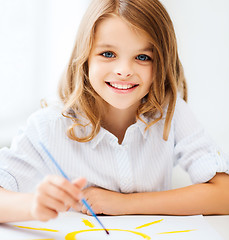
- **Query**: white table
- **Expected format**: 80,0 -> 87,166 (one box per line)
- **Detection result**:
0,213 -> 228,240
205,215 -> 229,240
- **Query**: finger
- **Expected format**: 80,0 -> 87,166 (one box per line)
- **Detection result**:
47,176 -> 83,202
80,203 -> 88,214
80,199 -> 93,216
44,183 -> 79,209
38,176 -> 79,209
31,199 -> 59,222
73,177 -> 87,189
87,209 -> 92,216
36,206 -> 58,222
36,192 -> 69,212
73,202 -> 83,212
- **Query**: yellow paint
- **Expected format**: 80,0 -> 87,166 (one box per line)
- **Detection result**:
65,228 -> 151,240
12,220 -> 196,240
135,219 -> 163,229
13,225 -> 59,232
82,218 -> 95,228
158,229 -> 196,234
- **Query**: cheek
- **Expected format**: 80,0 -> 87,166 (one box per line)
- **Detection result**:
88,63 -> 106,92
88,61 -> 106,81
140,67 -> 153,87
88,62 -> 97,80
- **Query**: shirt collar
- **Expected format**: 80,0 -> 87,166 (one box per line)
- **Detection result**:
90,127 -> 107,149
136,114 -> 149,140
90,114 -> 149,149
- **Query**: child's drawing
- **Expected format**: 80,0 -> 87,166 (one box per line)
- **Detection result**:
0,213 -> 223,240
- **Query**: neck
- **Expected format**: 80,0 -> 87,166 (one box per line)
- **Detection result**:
102,104 -> 138,144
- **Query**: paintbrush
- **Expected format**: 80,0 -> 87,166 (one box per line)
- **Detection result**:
39,142 -> 109,235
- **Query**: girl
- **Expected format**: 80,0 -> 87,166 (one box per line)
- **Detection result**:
0,0 -> 229,222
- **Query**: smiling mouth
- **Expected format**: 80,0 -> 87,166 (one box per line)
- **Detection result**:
106,82 -> 139,90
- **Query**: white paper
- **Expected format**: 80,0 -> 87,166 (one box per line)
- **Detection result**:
0,212 -> 223,240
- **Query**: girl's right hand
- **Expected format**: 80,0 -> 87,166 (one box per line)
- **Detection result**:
30,175 -> 86,221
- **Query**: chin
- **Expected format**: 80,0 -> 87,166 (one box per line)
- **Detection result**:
107,102 -> 139,111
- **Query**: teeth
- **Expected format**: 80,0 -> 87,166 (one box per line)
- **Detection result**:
110,83 -> 134,89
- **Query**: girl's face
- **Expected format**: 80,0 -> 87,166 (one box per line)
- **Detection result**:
88,15 -> 154,111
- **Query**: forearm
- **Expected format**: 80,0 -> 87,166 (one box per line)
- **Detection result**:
124,173 -> 229,216
125,185 -> 225,215
0,188 -> 33,223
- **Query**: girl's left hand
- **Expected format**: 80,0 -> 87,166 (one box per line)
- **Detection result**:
80,187 -> 127,215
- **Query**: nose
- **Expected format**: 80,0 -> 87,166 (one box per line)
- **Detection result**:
114,60 -> 133,78
117,72 -> 131,77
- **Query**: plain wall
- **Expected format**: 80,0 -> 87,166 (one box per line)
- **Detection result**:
160,0 -> 229,187
161,0 -> 229,152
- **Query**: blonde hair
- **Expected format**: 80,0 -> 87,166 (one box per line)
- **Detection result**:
59,0 -> 187,142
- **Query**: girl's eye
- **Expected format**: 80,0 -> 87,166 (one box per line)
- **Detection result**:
101,51 -> 115,58
136,54 -> 151,61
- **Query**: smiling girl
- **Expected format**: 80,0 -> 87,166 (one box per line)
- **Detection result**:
0,0 -> 229,223
87,15 -> 154,143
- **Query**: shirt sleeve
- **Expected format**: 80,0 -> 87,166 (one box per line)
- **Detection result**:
0,108 -> 56,192
173,97 -> 229,184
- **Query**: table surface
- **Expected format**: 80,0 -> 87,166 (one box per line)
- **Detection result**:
0,213 -> 228,239
205,215 -> 229,240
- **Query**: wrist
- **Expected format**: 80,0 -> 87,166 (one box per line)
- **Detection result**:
121,193 -> 141,215
26,193 -> 35,221
122,192 -> 154,215
0,190 -> 35,223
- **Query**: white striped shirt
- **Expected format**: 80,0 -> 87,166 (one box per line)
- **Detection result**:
0,97 -> 228,193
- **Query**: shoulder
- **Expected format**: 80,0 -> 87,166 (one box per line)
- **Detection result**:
174,95 -> 189,112
174,96 -> 200,123
28,104 -> 63,123
26,103 -> 71,127
173,96 -> 205,142
23,104 -> 72,141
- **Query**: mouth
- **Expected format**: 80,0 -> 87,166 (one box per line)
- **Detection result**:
105,82 -> 139,90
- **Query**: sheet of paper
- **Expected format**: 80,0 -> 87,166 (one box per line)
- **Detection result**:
0,212 -> 223,240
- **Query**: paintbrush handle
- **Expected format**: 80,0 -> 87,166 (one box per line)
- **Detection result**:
39,142 -> 109,235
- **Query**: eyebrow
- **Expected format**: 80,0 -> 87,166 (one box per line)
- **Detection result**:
94,44 -> 117,49
94,44 -> 153,52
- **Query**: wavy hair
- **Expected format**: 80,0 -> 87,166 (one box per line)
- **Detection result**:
58,0 -> 187,142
